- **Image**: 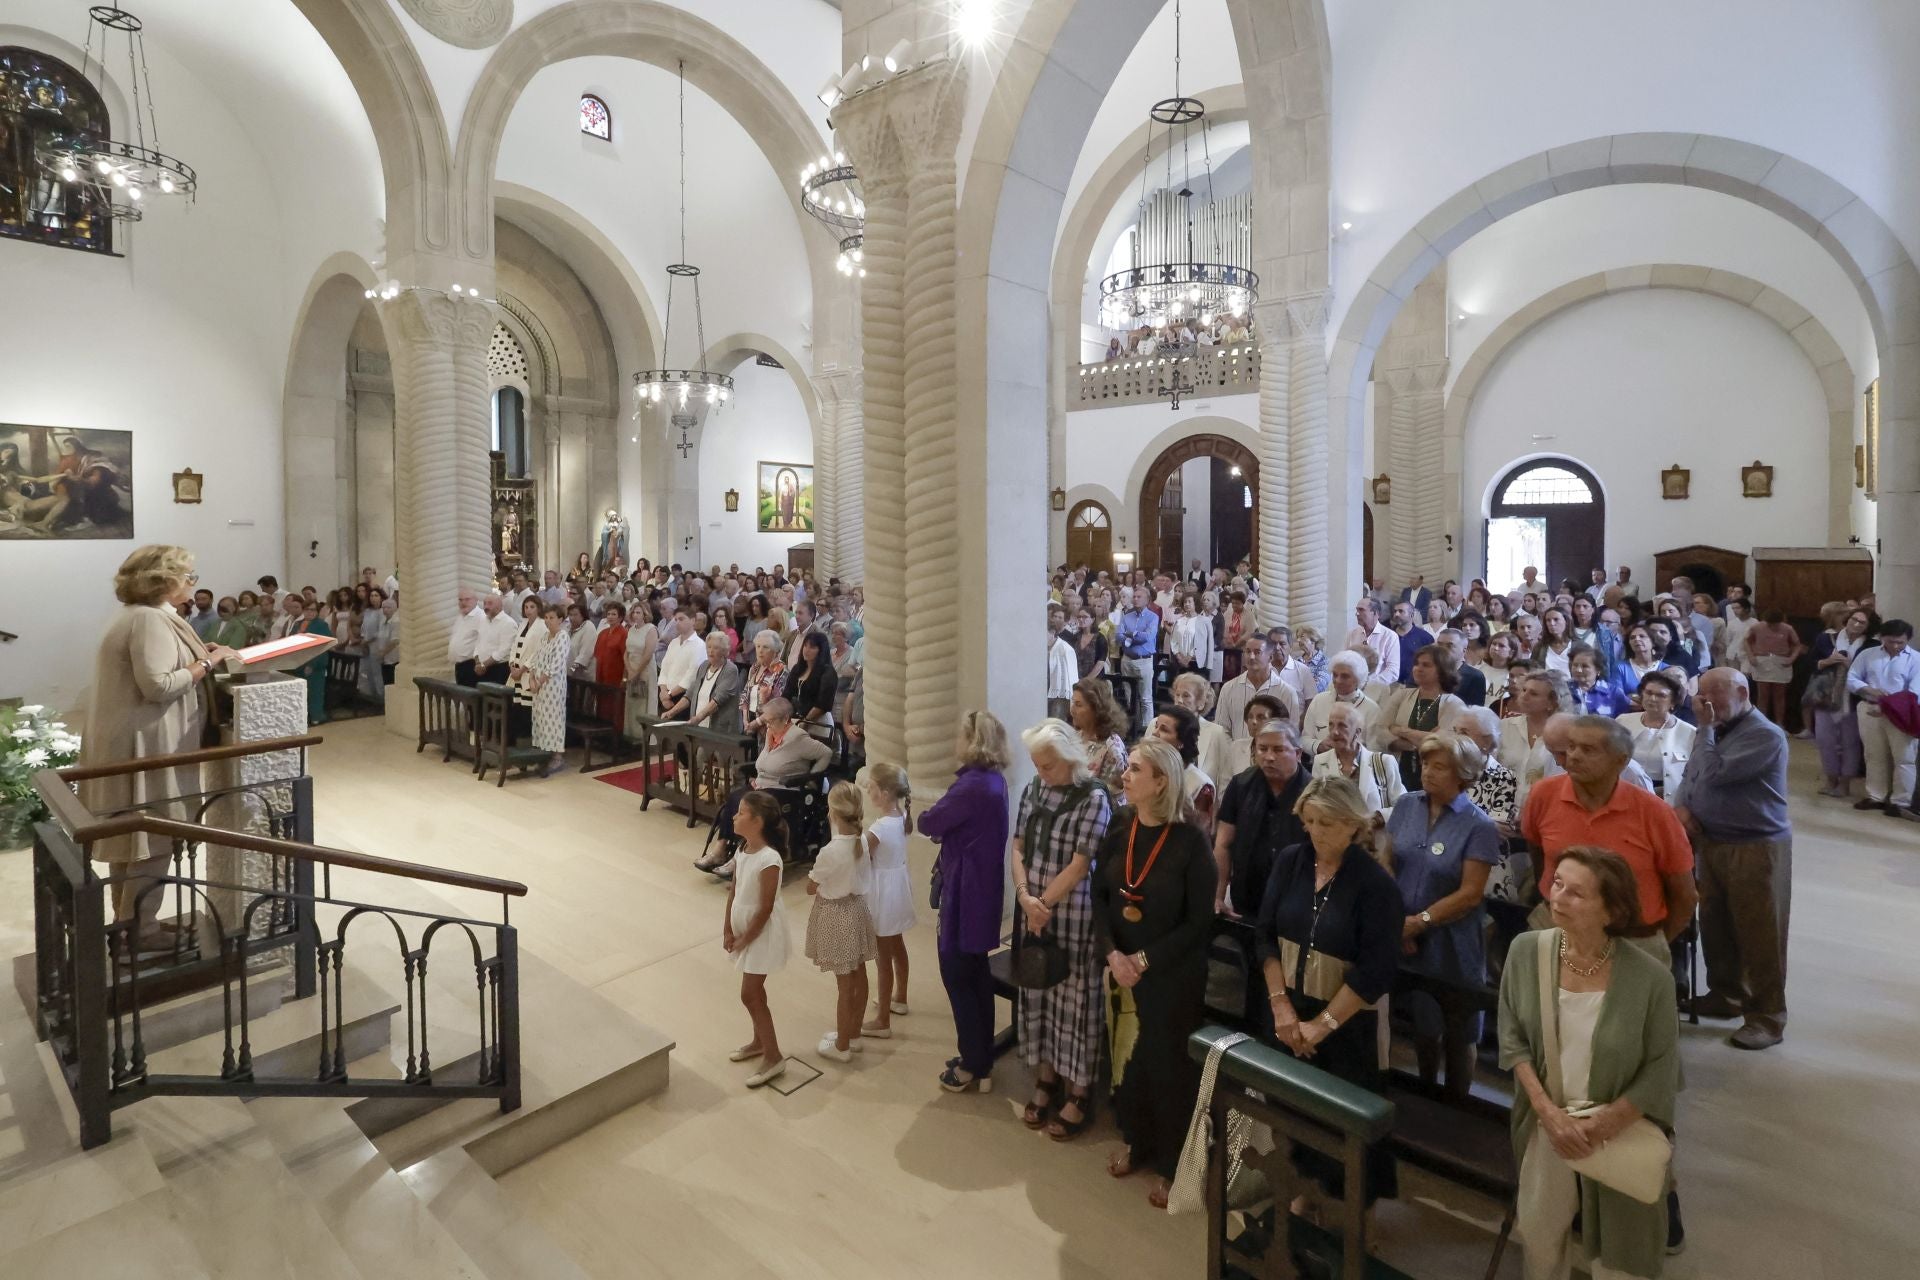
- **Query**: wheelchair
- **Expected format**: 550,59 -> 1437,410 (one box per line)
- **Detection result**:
701,759 -> 837,867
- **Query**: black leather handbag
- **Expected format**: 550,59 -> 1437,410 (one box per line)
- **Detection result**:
1010,928 -> 1070,990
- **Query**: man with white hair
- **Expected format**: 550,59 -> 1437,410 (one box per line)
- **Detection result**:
1541,712 -> 1654,792
447,587 -> 486,686
1300,650 -> 1380,755
1672,668 -> 1793,1050
472,590 -> 519,683
1344,597 -> 1400,687
1437,627 -> 1486,706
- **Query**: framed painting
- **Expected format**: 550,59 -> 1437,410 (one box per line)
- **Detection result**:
0,423 -> 134,539
1740,461 -> 1773,498
1660,465 -> 1690,501
757,461 -> 814,533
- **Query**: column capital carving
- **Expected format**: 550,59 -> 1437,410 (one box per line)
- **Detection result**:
814,366 -> 864,405
1380,360 -> 1449,395
1254,290 -> 1335,345
834,62 -> 969,191
381,290 -> 495,353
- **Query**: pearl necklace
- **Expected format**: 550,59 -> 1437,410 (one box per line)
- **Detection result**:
1559,935 -> 1614,978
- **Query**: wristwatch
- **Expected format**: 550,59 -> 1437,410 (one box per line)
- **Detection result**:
1317,1010 -> 1340,1031
1132,950 -> 1149,972
1419,909 -> 1433,927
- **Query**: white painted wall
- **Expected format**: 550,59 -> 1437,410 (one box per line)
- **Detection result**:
1062,395 -> 1258,562
0,4 -> 382,714
1463,290 -> 1831,584
1327,0 -> 1920,347
695,360 -> 814,570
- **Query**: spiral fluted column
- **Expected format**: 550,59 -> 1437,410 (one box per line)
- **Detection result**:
812,376 -> 841,579
1409,362 -> 1448,583
1252,300 -> 1293,630
381,289 -> 495,738
1286,291 -> 1333,628
816,368 -> 864,584
1383,368 -> 1418,587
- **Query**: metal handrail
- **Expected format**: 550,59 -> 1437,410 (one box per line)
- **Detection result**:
54,733 -> 322,781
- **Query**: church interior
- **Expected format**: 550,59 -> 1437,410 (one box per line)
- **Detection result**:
0,1 -> 1915,1276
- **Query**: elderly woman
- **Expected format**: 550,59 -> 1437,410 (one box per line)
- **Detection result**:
79,546 -> 240,950
1171,671 -> 1235,788
1499,670 -> 1571,808
828,622 -> 861,723
1256,776 -> 1403,1209
292,600 -> 334,725
1220,591 -> 1252,682
1070,677 -> 1130,788
1313,700 -> 1405,818
1300,649 -> 1379,755
623,598 -> 660,741
662,632 -> 743,731
565,603 -> 599,676
1616,671 -> 1695,800
1388,733 -> 1503,1101
1166,591 -> 1213,679
1011,720 -> 1115,1140
591,601 -> 630,727
1809,604 -> 1871,796
740,629 -> 788,736
1292,625 -> 1331,693
1149,706 -> 1216,831
1500,848 -> 1678,1280
920,711 -> 1015,1094
525,603 -> 570,774
1455,705 -> 1531,905
506,594 -> 550,741
1094,739 -> 1216,1208
1373,643 -> 1468,788
364,596 -> 399,705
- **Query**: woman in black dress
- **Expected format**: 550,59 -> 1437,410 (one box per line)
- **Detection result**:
1256,774 -> 1404,1209
1094,738 -> 1217,1208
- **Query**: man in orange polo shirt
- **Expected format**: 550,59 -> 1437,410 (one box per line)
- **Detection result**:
1523,715 -> 1698,948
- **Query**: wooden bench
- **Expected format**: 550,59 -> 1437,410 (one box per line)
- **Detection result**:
564,676 -> 624,771
642,722 -> 757,827
325,652 -> 366,719
414,676 -> 478,763
474,682 -> 549,786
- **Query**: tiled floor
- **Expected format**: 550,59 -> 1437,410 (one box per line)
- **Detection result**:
2,716 -> 1914,1277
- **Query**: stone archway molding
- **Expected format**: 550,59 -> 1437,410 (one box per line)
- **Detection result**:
1135,430 -> 1260,579
283,252 -> 383,588
1329,131 -> 1919,616
1446,263 -> 1857,549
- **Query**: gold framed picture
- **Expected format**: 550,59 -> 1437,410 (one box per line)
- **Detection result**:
171,467 -> 203,504
1855,444 -> 1866,489
724,488 -> 739,513
1370,474 -> 1391,505
1864,378 -> 1880,500
1740,461 -> 1773,498
1660,465 -> 1690,500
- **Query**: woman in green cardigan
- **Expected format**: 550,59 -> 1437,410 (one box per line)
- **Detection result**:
1499,846 -> 1678,1280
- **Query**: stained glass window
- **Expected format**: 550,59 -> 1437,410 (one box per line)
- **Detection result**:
579,94 -> 610,141
0,46 -> 113,253
1500,465 -> 1593,506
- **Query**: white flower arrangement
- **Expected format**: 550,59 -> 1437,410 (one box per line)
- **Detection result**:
1,704 -> 83,845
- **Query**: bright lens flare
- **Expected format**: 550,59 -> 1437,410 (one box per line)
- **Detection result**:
954,0 -> 995,47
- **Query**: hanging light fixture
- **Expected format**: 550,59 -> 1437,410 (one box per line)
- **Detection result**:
38,7 -> 197,222
800,138 -> 865,278
633,61 -> 734,458
1097,0 -> 1255,338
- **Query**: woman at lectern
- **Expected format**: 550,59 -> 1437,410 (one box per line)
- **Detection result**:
78,545 -> 239,956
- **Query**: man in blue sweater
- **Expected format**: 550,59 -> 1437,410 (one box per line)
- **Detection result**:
1116,585 -> 1161,736
1672,668 -> 1792,1050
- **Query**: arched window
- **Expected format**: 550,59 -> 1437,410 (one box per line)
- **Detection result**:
0,46 -> 113,253
1066,500 -> 1112,572
492,387 -> 528,479
579,93 -> 611,141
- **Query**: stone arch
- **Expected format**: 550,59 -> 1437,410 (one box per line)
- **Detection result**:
288,0 -> 453,263
1328,131 -> 1919,614
283,252 -> 383,587
1443,264 -> 1858,552
702,333 -> 823,438
957,0 -> 1332,720
1135,432 -> 1260,578
452,0 -> 841,353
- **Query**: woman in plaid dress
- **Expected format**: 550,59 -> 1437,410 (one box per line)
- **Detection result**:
1012,720 -> 1114,1141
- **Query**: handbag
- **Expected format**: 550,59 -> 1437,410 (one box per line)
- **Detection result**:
1534,930 -> 1672,1205
928,855 -> 942,911
1166,1031 -> 1253,1214
1008,927 -> 1070,990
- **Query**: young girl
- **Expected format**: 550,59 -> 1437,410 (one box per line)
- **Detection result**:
725,792 -> 792,1088
807,782 -> 878,1062
860,764 -> 916,1038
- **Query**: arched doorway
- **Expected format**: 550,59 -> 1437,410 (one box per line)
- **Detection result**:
1065,500 -> 1112,572
1486,458 -> 1605,593
1138,434 -> 1258,578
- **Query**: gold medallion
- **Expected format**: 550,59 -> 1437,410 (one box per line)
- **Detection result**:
1122,905 -> 1144,923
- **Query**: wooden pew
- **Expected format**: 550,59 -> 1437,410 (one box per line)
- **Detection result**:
413,676 -> 478,764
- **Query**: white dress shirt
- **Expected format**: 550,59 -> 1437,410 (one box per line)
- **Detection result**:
446,605 -> 486,664
476,611 -> 520,667
658,631 -> 705,693
1848,644 -> 1920,698
1214,668 -> 1298,738
1343,623 -> 1400,687
568,619 -> 600,673
1046,635 -> 1078,700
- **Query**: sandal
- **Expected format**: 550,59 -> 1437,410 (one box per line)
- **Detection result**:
1147,1180 -> 1171,1210
1106,1150 -> 1136,1179
939,1065 -> 992,1094
1046,1090 -> 1092,1142
1024,1077 -> 1062,1129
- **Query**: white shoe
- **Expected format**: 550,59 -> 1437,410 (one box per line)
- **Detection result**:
728,1045 -> 763,1063
819,1033 -> 864,1053
745,1058 -> 788,1087
817,1043 -> 853,1063
859,1025 -> 893,1039
890,1001 -> 909,1015
712,857 -> 735,880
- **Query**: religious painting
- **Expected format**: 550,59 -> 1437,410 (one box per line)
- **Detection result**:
0,423 -> 134,540
757,461 -> 814,533
172,468 -> 203,504
1740,461 -> 1774,499
1864,378 -> 1880,500
1370,474 -> 1392,505
1660,465 -> 1690,501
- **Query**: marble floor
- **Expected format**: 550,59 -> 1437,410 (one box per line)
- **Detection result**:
3,716 -> 1915,1278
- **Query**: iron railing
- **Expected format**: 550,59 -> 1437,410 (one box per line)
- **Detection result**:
30,735 -> 526,1149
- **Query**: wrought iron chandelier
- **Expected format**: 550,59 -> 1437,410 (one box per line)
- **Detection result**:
1097,0 -> 1255,334
800,141 -> 865,277
37,7 -> 197,222
633,60 -> 733,457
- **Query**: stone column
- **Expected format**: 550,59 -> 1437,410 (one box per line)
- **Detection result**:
1380,361 -> 1448,585
350,359 -> 396,580
380,289 -> 495,737
1252,299 -> 1292,630
1286,290 -> 1333,628
1881,346 -> 1919,618
816,368 -> 864,584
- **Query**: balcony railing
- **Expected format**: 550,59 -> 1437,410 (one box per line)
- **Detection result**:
1073,344 -> 1263,410
30,734 -> 527,1149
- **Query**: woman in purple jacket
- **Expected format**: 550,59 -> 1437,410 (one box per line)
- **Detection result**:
918,709 -> 1014,1093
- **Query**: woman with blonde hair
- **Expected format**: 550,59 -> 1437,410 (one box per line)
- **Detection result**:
1094,738 -> 1216,1207
1172,671 -> 1234,788
79,545 -> 241,952
1011,719 -> 1114,1139
1256,775 -> 1403,1210
623,596 -> 659,742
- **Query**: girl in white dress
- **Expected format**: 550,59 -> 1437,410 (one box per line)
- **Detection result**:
861,764 -> 916,1038
807,783 -> 877,1062
725,792 -> 792,1088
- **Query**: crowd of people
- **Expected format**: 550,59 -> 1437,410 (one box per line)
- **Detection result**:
1098,314 -> 1256,363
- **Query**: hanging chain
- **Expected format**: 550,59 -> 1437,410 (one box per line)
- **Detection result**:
136,26 -> 163,155
677,58 -> 687,267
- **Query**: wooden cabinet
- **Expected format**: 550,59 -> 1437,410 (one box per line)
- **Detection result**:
1751,548 -> 1874,624
1652,545 -> 1748,601
786,543 -> 814,575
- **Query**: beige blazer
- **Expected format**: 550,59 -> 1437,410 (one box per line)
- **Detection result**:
77,604 -> 211,863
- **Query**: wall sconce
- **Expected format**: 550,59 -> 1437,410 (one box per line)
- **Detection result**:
1050,486 -> 1066,512
724,488 -> 740,513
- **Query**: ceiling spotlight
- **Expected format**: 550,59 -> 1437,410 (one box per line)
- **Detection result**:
837,62 -> 865,97
450,283 -> 461,294
1340,220 -> 1353,232
883,38 -> 913,73
816,74 -> 843,109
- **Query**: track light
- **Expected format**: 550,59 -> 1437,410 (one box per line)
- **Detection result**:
817,74 -> 843,109
836,62 -> 865,97
883,38 -> 913,73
